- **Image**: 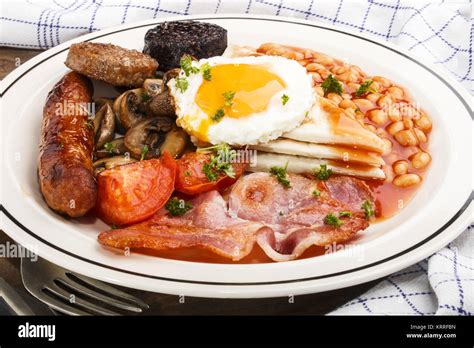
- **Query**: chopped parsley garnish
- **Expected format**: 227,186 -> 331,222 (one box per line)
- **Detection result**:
180,55 -> 199,76
140,144 -> 149,161
104,142 -> 114,153
281,94 -> 289,105
339,211 -> 353,218
184,171 -> 191,177
165,197 -> 193,217
355,80 -> 375,97
110,224 -> 118,230
200,62 -> 212,81
321,74 -> 343,96
212,108 -> 225,122
361,200 -> 375,219
312,189 -> 321,197
270,161 -> 291,188
223,91 -> 236,107
175,77 -> 189,93
315,164 -> 333,180
324,213 -> 343,227
202,155 -> 235,181
199,143 -> 236,182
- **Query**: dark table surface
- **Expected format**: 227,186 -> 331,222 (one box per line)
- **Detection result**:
0,47 -> 383,315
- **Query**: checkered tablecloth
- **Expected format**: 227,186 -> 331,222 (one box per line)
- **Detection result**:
0,0 -> 472,315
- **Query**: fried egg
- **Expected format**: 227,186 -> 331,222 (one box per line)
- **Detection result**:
168,56 -> 314,145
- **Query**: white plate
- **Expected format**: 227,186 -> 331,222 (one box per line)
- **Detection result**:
1,15 -> 472,298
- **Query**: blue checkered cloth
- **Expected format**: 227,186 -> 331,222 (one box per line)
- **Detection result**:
1,0 -> 472,315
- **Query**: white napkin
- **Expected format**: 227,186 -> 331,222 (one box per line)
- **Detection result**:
1,0 -> 472,315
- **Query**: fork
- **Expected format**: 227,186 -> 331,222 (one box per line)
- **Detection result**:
21,256 -> 149,315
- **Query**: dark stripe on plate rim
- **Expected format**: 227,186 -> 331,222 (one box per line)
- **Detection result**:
1,16 -> 473,286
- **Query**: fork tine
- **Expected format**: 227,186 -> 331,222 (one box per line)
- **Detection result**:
66,272 -> 149,309
26,288 -> 91,316
55,278 -> 144,313
45,283 -> 120,316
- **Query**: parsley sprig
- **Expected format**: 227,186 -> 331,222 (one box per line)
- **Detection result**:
180,55 -> 199,76
361,200 -> 375,219
324,213 -> 343,227
315,164 -> 333,180
355,80 -> 375,97
198,143 -> 236,182
200,63 -> 212,81
140,145 -> 149,161
223,91 -> 236,107
165,197 -> 193,216
321,74 -> 343,96
270,161 -> 291,188
175,77 -> 189,93
281,94 -> 289,105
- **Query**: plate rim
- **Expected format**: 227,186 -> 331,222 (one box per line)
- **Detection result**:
1,14 -> 472,294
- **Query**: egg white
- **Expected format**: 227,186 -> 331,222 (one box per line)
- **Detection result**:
168,55 -> 314,146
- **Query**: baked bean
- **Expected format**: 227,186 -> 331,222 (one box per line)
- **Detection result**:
298,59 -> 311,67
347,82 -> 361,92
338,70 -> 358,83
317,69 -> 331,80
402,116 -> 414,129
314,54 -> 334,66
387,86 -> 404,99
365,124 -> 377,132
376,127 -> 387,138
366,93 -> 380,103
344,108 -> 356,118
394,129 -> 418,146
331,66 -> 348,74
304,49 -> 313,59
393,174 -> 421,187
267,48 -> 287,56
339,99 -> 356,109
368,109 -> 388,125
377,95 -> 393,108
387,121 -> 404,135
382,138 -> 393,154
414,115 -> 432,132
370,81 -> 380,92
314,86 -> 324,97
353,98 -> 374,110
327,93 -> 343,104
393,160 -> 409,175
373,76 -> 392,88
388,107 -> 402,122
410,152 -> 431,169
258,43 -> 278,52
310,72 -> 322,83
306,63 -> 320,72
413,128 -> 428,143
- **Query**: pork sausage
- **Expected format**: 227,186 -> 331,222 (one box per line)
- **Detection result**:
38,72 -> 96,217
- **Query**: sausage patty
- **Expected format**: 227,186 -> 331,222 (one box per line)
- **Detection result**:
38,72 -> 97,217
65,42 -> 158,87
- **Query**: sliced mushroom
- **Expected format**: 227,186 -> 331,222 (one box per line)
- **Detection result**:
93,104 -> 116,149
143,79 -> 163,97
161,68 -> 181,92
146,89 -> 175,117
114,88 -> 148,131
160,126 -> 190,158
124,117 -> 174,160
93,155 -> 136,176
94,97 -> 114,111
95,137 -> 127,159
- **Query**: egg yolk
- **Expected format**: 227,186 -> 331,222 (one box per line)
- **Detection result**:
195,64 -> 286,119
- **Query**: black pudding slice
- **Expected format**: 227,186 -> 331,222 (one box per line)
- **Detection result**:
143,20 -> 228,71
